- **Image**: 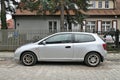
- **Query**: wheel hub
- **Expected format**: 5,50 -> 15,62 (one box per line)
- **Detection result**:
23,54 -> 34,64
25,56 -> 32,63
90,57 -> 97,63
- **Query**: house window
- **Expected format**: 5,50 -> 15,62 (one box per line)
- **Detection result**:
86,21 -> 96,33
105,0 -> 109,8
98,1 -> 102,8
88,1 -> 96,9
102,21 -> 111,32
49,21 -> 57,32
92,1 -> 96,8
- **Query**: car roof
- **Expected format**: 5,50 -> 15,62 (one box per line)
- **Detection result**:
54,32 -> 103,42
36,32 -> 103,44
54,32 -> 96,35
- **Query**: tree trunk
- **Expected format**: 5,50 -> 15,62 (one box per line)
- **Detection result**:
60,0 -> 64,32
1,0 -> 7,29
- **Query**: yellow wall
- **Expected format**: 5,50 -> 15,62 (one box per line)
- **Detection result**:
109,1 -> 114,8
89,0 -> 114,9
117,19 -> 120,30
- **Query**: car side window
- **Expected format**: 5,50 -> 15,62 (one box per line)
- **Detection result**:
45,34 -> 72,44
74,34 -> 95,43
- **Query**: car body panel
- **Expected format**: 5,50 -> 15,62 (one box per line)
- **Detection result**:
37,43 -> 74,60
14,32 -> 107,62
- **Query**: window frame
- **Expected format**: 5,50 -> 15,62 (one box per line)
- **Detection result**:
73,34 -> 96,43
98,1 -> 102,8
48,21 -> 57,33
105,0 -> 109,8
86,21 -> 96,33
92,1 -> 96,8
42,33 -> 73,44
102,21 -> 111,32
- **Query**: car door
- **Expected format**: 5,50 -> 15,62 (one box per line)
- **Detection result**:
39,33 -> 74,60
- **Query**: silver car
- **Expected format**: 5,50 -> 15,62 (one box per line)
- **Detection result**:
15,32 -> 107,67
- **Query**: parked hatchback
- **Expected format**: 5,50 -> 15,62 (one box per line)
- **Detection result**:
15,32 -> 107,67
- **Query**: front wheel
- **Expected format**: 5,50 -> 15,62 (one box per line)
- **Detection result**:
21,52 -> 37,66
84,52 -> 101,67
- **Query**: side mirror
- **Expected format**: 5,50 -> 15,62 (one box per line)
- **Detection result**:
42,41 -> 46,45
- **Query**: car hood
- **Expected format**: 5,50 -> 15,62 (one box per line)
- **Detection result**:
16,43 -> 36,52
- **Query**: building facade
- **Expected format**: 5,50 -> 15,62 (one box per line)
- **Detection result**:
83,0 -> 120,33
13,0 -> 120,33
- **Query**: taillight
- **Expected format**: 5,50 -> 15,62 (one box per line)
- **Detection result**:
103,44 -> 107,50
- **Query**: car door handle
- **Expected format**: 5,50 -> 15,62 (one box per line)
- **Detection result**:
65,46 -> 71,48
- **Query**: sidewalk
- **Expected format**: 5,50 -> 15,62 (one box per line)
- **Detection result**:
0,52 -> 14,58
0,52 -> 120,61
0,52 -> 14,61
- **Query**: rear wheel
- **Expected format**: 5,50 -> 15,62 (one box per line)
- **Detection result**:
84,52 -> 101,67
21,52 -> 37,66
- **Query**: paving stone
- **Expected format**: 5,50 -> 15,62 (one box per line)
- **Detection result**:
0,52 -> 120,80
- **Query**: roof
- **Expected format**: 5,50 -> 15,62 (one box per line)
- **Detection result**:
84,9 -> 120,16
15,9 -> 75,16
15,9 -> 120,16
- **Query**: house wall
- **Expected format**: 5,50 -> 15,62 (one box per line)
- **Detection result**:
14,15 -> 120,33
109,1 -> 114,8
14,15 -> 81,32
15,16 -> 61,31
117,18 -> 120,30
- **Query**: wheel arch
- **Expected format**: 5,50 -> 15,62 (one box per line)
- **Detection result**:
20,51 -> 38,61
84,51 -> 104,62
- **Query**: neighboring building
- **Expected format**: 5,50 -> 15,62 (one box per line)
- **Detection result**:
0,0 -> 20,29
0,19 -> 14,29
84,0 -> 120,33
13,0 -> 120,33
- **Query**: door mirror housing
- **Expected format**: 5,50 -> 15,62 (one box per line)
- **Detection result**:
42,41 -> 46,45
38,41 -> 46,45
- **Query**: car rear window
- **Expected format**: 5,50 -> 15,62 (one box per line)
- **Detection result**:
74,34 -> 95,43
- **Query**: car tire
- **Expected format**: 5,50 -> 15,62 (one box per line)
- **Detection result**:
21,52 -> 37,66
84,52 -> 101,67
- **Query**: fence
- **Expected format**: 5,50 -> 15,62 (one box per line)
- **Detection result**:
0,29 -> 118,51
0,29 -> 53,51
